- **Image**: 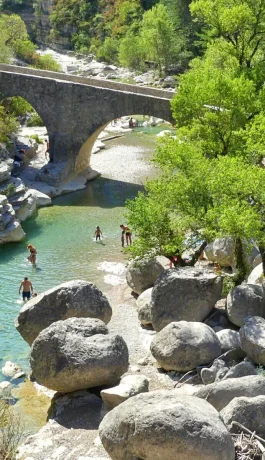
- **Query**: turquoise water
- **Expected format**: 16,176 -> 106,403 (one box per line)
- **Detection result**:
0,127 -> 168,380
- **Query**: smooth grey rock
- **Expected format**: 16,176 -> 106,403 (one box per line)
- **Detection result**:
28,188 -> 52,207
223,361 -> 257,380
16,280 -> 112,345
201,359 -> 227,384
247,263 -> 263,285
204,238 -> 234,267
150,321 -> 221,372
30,317 -> 129,392
0,161 -> 12,182
216,329 -> 241,353
101,375 -> 149,410
151,268 -> 222,331
2,360 -> 21,377
220,395 -> 265,436
193,375 -> 265,411
239,316 -> 265,365
0,381 -> 12,397
0,194 -> 8,206
226,284 -> 265,327
0,218 -> 25,243
126,257 -> 164,295
136,287 -> 152,325
99,391 -> 235,460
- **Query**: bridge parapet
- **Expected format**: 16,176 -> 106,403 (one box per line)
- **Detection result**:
0,64 -> 174,100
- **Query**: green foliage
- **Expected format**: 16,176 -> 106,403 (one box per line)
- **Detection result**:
0,14 -> 27,46
222,275 -> 236,296
118,32 -> 144,69
31,54 -> 61,71
0,401 -> 23,460
97,37 -> 119,63
0,107 -> 18,143
29,133 -> 43,144
12,39 -> 38,62
3,182 -> 16,197
26,112 -> 44,127
257,365 -> 265,377
9,96 -> 34,117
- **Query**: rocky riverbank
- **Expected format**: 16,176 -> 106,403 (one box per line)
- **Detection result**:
7,252 -> 265,460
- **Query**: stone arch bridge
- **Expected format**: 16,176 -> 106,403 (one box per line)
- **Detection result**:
0,64 -> 174,183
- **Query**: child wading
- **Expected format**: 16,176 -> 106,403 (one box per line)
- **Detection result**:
95,226 -> 103,241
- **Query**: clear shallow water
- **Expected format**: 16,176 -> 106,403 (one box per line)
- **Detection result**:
0,127 -> 168,380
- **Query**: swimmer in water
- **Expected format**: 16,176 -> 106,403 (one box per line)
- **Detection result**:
19,277 -> 33,301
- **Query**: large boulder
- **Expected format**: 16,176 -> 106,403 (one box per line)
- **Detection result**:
28,188 -> 52,207
99,391 -> 235,460
151,268 -> 223,331
222,361 -> 257,380
136,287 -> 152,325
0,218 -> 25,244
30,317 -> 129,392
101,375 -> 149,410
150,321 -> 221,371
226,284 -> 265,327
239,316 -> 265,365
247,262 -> 263,284
16,280 -> 112,345
204,238 -> 234,267
192,375 -> 265,411
220,395 -> 265,436
126,257 -> 164,295
216,329 -> 241,353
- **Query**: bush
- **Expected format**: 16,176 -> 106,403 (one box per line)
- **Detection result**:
0,401 -> 23,460
97,37 -> 119,63
32,54 -> 62,72
9,96 -> 34,117
30,134 -> 43,144
12,39 -> 38,63
26,112 -> 44,127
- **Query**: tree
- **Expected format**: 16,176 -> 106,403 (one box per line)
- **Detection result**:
118,31 -> 144,69
0,107 -> 18,144
190,0 -> 265,69
0,14 -> 27,46
139,4 -> 183,75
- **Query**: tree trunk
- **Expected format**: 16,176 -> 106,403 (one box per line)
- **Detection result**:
234,237 -> 247,285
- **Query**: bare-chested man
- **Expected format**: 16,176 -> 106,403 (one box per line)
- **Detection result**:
19,277 -> 33,301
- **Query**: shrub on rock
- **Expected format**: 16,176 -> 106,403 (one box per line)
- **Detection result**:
99,391 -> 235,460
16,280 -> 112,345
226,284 -> 265,327
239,316 -> 265,365
30,317 -> 129,392
151,267 -> 222,331
126,257 -> 164,295
150,321 -> 221,371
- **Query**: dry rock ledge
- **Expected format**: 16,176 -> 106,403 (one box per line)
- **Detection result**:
15,279 -> 112,345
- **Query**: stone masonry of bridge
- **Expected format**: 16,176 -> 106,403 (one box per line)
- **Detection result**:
0,64 -> 174,184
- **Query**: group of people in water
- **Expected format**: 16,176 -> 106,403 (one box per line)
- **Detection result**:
19,224 -> 132,302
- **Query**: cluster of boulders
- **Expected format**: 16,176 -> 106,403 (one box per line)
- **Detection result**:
0,143 -> 51,243
14,249 -> 265,459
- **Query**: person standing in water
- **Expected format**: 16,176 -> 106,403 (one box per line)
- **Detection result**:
95,226 -> 103,241
120,224 -> 132,246
19,277 -> 33,301
27,244 -> 37,264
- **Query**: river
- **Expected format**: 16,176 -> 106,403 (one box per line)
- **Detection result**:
0,124 -> 170,381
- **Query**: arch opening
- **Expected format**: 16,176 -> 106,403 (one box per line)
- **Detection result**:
0,95 -> 50,181
75,114 -> 174,177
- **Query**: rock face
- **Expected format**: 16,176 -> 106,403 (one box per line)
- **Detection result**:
136,287 -> 152,325
30,317 -> 129,392
16,280 -> 112,345
0,194 -> 25,243
101,375 -> 149,410
99,391 -> 235,460
216,329 -> 241,353
193,376 -> 265,411
226,284 -> 265,327
150,321 -> 221,371
239,316 -> 265,365
204,238 -> 235,267
126,257 -> 164,295
151,268 -> 223,331
220,395 -> 265,436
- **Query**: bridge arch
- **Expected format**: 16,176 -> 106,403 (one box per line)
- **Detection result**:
0,65 -> 174,183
